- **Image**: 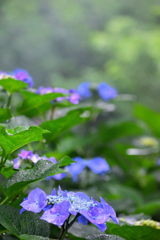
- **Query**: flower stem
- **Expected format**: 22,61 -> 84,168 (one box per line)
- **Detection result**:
59,214 -> 80,240
6,93 -> 12,109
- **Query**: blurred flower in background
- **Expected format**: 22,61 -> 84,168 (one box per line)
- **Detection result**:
98,83 -> 117,101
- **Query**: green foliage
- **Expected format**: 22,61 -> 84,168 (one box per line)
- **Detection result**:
0,78 -> 28,94
0,125 -> 48,158
40,107 -> 91,142
0,205 -> 49,238
106,223 -> 160,240
2,156 -> 74,197
17,91 -> 65,116
0,108 -> 12,123
19,235 -> 49,240
134,104 -> 160,138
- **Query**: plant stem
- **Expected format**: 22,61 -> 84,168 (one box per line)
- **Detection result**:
0,196 -> 9,205
50,105 -> 55,120
6,93 -> 12,109
59,214 -> 80,240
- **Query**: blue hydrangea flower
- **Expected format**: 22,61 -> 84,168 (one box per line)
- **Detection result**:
99,197 -> 119,224
65,157 -> 86,181
13,158 -> 23,169
98,83 -> 117,101
87,157 -> 110,175
157,158 -> 160,166
80,207 -> 109,232
77,82 -> 92,99
40,200 -> 70,226
20,186 -> 118,232
13,69 -> 33,87
18,150 -> 33,159
20,188 -> 47,213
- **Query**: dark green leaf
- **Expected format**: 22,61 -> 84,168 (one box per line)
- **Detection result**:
2,157 -> 73,197
40,107 -> 91,142
134,104 -> 160,138
19,235 -> 49,240
0,205 -> 49,237
135,200 -> 160,215
0,125 -> 48,158
0,108 -> 12,123
106,223 -> 160,240
17,91 -> 65,116
0,78 -> 28,94
86,234 -> 125,240
99,121 -> 144,143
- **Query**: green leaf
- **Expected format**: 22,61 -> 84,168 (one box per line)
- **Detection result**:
99,121 -> 144,143
17,91 -> 65,116
85,234 -> 125,240
40,107 -> 91,142
135,200 -> 160,215
2,156 -> 74,197
0,108 -> 12,123
134,104 -> 160,138
59,155 -> 75,167
0,125 -> 47,158
19,235 -> 49,240
0,205 -> 49,238
106,223 -> 160,240
0,78 -> 28,94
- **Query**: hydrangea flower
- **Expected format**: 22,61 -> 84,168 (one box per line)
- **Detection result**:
20,186 -> 118,233
65,156 -> 110,181
13,150 -> 65,181
77,82 -> 92,99
36,86 -> 81,105
65,157 -> 86,181
20,188 -> 47,213
13,69 -> 33,87
0,69 -> 33,87
13,150 -> 56,168
98,83 -> 117,101
87,157 -> 110,175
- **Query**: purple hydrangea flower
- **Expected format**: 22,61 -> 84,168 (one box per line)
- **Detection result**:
87,157 -> 110,175
20,188 -> 47,213
99,197 -> 119,224
77,82 -> 92,99
18,150 -> 33,159
13,158 -> 23,169
36,86 -> 81,105
80,207 -> 109,232
98,83 -> 117,101
20,186 -> 118,232
13,69 -> 33,87
41,200 -> 70,226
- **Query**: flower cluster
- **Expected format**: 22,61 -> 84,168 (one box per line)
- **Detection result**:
0,69 -> 33,87
36,86 -> 81,105
20,187 -> 119,232
77,82 -> 117,101
65,157 -> 110,182
13,150 -> 65,180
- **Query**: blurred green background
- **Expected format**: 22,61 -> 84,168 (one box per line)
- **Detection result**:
0,0 -> 160,109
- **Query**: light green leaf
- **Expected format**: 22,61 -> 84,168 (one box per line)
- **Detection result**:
0,78 -> 28,94
0,125 -> 48,158
0,108 -> 12,123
